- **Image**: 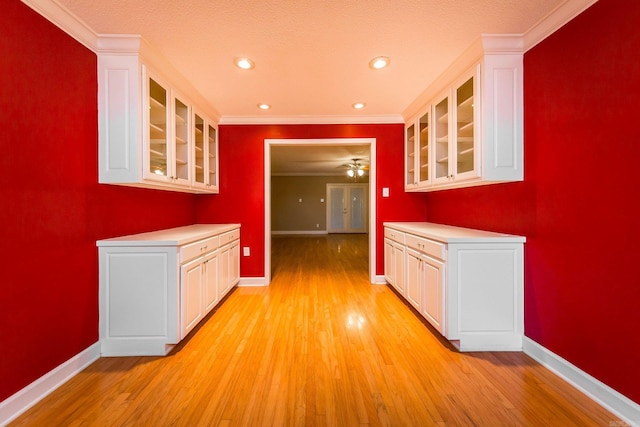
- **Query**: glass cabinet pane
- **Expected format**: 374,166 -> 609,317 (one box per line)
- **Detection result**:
174,98 -> 189,181
406,124 -> 415,186
435,96 -> 449,179
419,112 -> 429,182
207,124 -> 217,187
194,114 -> 205,184
148,78 -> 168,177
456,77 -> 474,174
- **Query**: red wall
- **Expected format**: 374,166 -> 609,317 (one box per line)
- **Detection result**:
0,2 -> 197,402
196,124 -> 427,277
425,0 -> 640,404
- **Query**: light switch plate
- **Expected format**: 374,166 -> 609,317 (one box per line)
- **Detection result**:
382,187 -> 390,197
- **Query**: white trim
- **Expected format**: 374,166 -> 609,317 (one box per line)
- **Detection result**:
373,274 -> 387,285
271,230 -> 328,235
264,138 -> 377,286
21,0 -> 98,52
0,342 -> 100,426
523,337 -> 640,426
219,115 -> 404,125
237,277 -> 268,287
523,0 -> 599,51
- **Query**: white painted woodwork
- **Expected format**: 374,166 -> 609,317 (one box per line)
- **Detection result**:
384,222 -> 525,351
97,224 -> 240,356
404,35 -> 524,192
97,36 -> 219,194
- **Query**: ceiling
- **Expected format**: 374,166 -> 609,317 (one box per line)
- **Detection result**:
271,145 -> 370,176
49,0 -> 572,173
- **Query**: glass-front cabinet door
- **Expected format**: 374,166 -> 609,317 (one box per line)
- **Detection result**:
418,111 -> 430,185
207,124 -> 218,190
145,75 -> 170,182
454,73 -> 479,181
434,94 -> 450,184
405,123 -> 416,188
173,97 -> 190,184
193,113 -> 206,188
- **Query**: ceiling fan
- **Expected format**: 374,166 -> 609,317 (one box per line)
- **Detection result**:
343,158 -> 368,178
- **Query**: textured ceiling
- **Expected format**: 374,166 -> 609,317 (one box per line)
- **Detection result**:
48,0 -> 579,174
57,0 -> 563,120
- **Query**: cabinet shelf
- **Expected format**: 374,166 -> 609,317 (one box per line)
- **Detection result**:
420,144 -> 429,152
150,148 -> 165,157
437,156 -> 449,164
458,121 -> 473,133
437,112 -> 449,123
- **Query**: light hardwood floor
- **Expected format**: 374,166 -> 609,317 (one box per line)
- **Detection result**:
11,234 -> 617,426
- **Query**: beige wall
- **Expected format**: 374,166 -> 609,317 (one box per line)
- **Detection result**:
271,175 -> 369,232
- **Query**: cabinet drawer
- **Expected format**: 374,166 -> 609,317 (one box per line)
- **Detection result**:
405,234 -> 445,260
180,236 -> 219,263
384,228 -> 405,244
219,228 -> 240,245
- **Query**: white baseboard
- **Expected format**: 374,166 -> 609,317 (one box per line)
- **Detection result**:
523,337 -> 639,426
373,275 -> 387,285
238,276 -> 268,287
271,230 -> 328,235
0,342 -> 100,426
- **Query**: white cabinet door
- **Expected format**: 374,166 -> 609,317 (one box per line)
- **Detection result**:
405,249 -> 421,310
143,71 -> 172,184
405,123 -> 417,188
206,123 -> 219,192
393,244 -> 405,294
384,239 -> 394,285
219,246 -> 231,298
421,255 -> 445,335
180,258 -> 203,339
171,94 -> 191,186
203,252 -> 219,312
230,242 -> 240,286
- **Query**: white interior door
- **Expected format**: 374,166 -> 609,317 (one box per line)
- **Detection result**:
327,184 -> 368,233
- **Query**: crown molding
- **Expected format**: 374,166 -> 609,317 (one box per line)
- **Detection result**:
21,0 -> 98,51
218,115 -> 404,125
523,0 -> 598,51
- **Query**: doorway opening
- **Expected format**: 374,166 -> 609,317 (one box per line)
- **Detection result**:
264,138 -> 377,285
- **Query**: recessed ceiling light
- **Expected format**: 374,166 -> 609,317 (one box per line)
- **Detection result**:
352,102 -> 366,110
258,103 -> 270,110
234,57 -> 254,70
369,56 -> 390,70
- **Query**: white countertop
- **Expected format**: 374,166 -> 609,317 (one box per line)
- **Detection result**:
97,224 -> 241,247
384,222 -> 525,243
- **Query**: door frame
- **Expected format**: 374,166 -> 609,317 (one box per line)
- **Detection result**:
264,138 -> 376,285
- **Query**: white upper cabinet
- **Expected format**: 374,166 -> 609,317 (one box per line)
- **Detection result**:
97,36 -> 219,194
404,35 -> 523,192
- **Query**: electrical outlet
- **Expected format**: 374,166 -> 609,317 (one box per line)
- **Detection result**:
243,247 -> 250,256
316,224 -> 319,228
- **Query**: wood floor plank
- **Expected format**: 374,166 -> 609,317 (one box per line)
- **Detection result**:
9,234 -> 619,426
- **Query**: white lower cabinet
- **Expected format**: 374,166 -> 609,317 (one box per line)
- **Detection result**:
384,222 -> 525,351
384,228 -> 406,295
98,224 -> 240,356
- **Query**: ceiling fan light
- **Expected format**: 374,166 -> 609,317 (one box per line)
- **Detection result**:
347,169 -> 355,177
357,168 -> 365,176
